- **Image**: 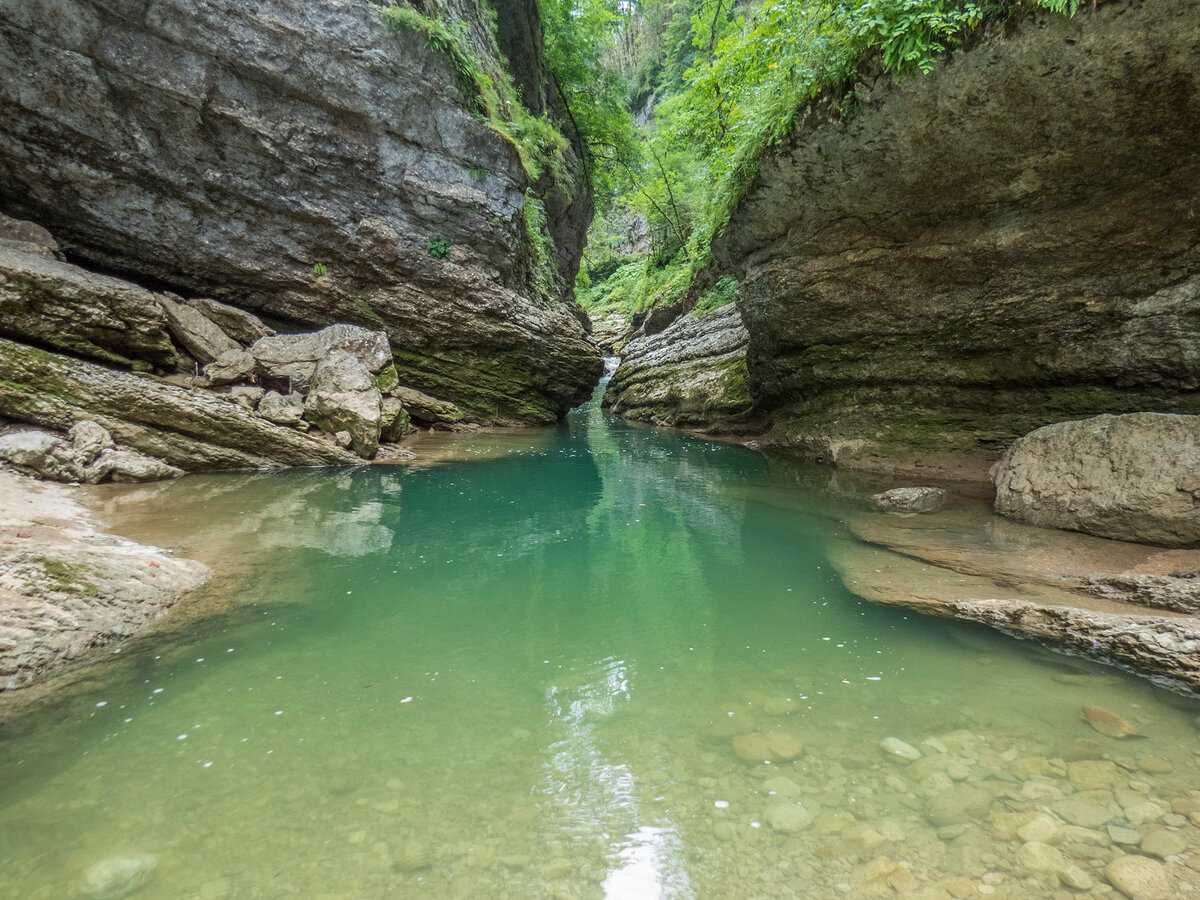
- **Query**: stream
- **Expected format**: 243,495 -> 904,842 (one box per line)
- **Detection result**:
1,383 -> 1198,899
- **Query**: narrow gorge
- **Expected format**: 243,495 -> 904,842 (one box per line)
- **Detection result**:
1,0 -> 1199,898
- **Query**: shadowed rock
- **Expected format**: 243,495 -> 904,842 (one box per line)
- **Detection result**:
712,0 -> 1200,477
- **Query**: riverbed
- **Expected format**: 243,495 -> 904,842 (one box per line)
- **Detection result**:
1,391 -> 1198,899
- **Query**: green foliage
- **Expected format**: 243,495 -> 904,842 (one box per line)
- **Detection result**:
427,237 -> 451,259
311,262 -> 329,277
692,274 -> 738,316
522,192 -> 559,302
580,0 -> 1079,314
538,0 -> 641,198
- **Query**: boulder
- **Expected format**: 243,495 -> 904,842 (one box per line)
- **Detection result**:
0,424 -> 181,483
993,414 -> 1200,546
380,396 -> 411,443
204,349 -> 257,386
0,337 -> 358,470
68,420 -> 114,464
82,853 -> 158,899
89,448 -> 183,483
258,391 -> 305,427
764,800 -> 813,833
1105,854 -> 1169,900
302,351 -> 382,458
250,324 -> 391,394
870,487 -> 946,514
0,246 -> 178,368
158,296 -> 240,365
0,428 -> 85,482
183,297 -> 275,344
392,385 -> 465,427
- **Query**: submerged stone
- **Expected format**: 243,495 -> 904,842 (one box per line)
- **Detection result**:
82,854 -> 158,899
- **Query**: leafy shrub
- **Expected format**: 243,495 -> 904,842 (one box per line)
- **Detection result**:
427,237 -> 451,259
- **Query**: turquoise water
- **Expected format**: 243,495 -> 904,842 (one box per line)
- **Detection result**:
2,389 -> 1198,899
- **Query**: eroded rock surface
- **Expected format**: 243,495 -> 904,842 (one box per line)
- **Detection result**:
831,493 -> 1200,691
603,304 -> 759,434
0,468 -> 208,690
993,414 -> 1200,547
0,338 -> 359,471
0,0 -> 600,422
713,0 -> 1200,477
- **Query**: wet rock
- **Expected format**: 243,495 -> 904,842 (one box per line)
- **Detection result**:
380,396 -> 411,443
1109,824 -> 1143,845
925,785 -> 992,826
204,349 -> 257,387
1068,760 -> 1121,790
1017,840 -> 1066,874
763,775 -> 804,798
82,853 -> 158,899
89,449 -> 184,483
258,391 -> 305,427
1106,854 -> 1169,900
731,731 -> 803,762
993,414 -> 1200,546
302,351 -> 382,459
1086,574 -> 1200,615
1017,814 -> 1062,845
183,297 -> 274,345
764,800 -> 813,833
881,737 -> 922,762
391,386 -> 464,427
69,420 -> 114,464
1140,828 -> 1187,859
159,295 -> 240,365
1136,755 -> 1173,775
870,487 -> 947,514
1058,863 -> 1093,891
1052,797 -> 1112,829
251,324 -> 391,394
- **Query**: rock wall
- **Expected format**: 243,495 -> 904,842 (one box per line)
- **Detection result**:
603,304 -> 761,434
711,0 -> 1200,479
0,0 -> 600,424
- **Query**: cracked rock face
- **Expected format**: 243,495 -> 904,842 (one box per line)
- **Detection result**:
0,0 -> 600,422
713,0 -> 1200,477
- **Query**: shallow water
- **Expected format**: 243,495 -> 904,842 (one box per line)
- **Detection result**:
2,389 -> 1199,899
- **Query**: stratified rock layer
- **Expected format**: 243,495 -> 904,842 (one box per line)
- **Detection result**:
0,0 -> 600,422
993,413 -> 1200,546
714,0 -> 1200,478
0,338 -> 358,471
603,304 -> 760,434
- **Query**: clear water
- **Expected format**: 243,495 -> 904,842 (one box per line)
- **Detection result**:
2,388 -> 1198,899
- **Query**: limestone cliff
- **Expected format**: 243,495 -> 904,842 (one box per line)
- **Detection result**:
0,0 -> 601,425
710,0 -> 1200,478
